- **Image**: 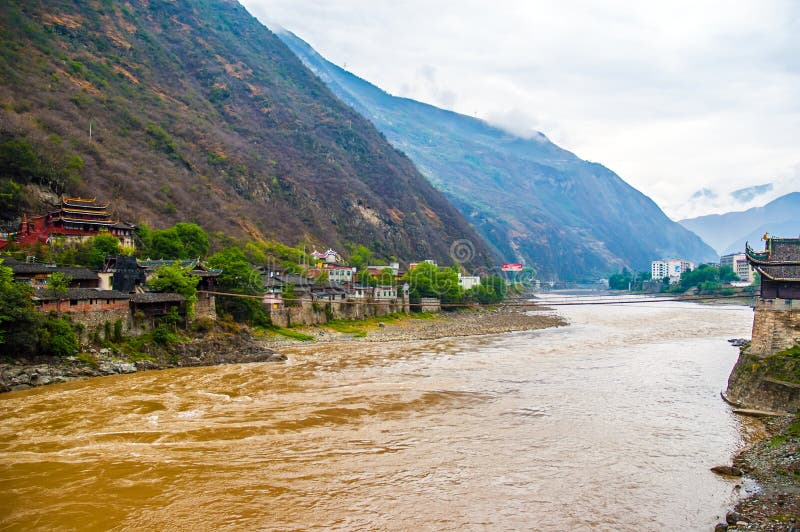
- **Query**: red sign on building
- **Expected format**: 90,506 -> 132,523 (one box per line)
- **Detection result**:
501,263 -> 523,272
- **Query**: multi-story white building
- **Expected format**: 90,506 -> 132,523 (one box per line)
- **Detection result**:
651,259 -> 694,284
720,253 -> 754,283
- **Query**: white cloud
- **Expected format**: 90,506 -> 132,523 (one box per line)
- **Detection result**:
242,0 -> 800,219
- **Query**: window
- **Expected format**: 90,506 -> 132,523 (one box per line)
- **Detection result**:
69,299 -> 78,306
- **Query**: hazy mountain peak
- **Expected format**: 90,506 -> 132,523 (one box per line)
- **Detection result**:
279,30 -> 718,278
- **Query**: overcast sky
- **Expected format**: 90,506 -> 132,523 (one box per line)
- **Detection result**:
240,0 -> 799,220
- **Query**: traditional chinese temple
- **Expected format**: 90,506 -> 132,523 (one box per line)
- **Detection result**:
0,196 -> 136,249
745,236 -> 800,300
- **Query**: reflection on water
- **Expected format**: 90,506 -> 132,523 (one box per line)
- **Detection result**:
0,298 -> 756,530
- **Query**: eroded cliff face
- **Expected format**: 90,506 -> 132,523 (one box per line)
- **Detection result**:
726,300 -> 800,413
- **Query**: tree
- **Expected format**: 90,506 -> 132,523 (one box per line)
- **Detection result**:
0,260 -> 78,357
46,272 -> 71,315
719,265 -> 739,284
150,227 -> 184,259
174,223 -> 209,258
208,246 -> 259,293
608,269 -> 632,290
346,243 -> 373,268
207,246 -> 269,325
403,262 -> 464,306
376,268 -> 395,286
145,223 -> 210,260
148,264 -> 199,318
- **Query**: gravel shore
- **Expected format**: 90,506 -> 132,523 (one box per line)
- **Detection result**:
260,303 -> 566,348
721,415 -> 800,531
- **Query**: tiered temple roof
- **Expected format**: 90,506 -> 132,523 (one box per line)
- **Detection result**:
745,237 -> 800,282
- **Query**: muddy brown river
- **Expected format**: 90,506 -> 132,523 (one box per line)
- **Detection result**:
0,297 -> 757,530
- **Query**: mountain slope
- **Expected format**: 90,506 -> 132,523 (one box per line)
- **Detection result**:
0,0 -> 492,268
279,31 -> 718,279
679,192 -> 800,255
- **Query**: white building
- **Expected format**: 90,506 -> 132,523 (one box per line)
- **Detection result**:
324,265 -> 356,284
373,285 -> 397,300
651,259 -> 694,284
720,253 -> 754,283
458,273 -> 482,290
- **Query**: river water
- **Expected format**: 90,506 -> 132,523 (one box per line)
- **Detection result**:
0,297 -> 758,530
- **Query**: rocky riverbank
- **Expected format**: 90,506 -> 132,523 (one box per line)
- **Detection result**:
0,304 -> 565,393
716,415 -> 800,531
0,330 -> 286,392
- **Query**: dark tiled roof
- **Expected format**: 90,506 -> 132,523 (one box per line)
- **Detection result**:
748,238 -> 800,280
132,293 -> 186,304
768,238 -> 800,261
754,265 -> 800,282
3,257 -> 99,280
33,288 -> 130,301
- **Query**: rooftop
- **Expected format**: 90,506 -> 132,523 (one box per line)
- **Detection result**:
3,257 -> 99,280
131,292 -> 186,304
33,288 -> 130,301
746,237 -> 800,281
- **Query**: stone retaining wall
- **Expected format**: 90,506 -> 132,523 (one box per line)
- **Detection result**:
270,300 -> 406,328
749,299 -> 800,356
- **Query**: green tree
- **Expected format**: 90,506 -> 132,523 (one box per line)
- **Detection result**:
150,227 -> 184,259
376,268 -> 395,286
135,224 -> 153,257
346,243 -> 373,268
719,265 -> 739,284
0,260 -> 78,357
207,246 -> 269,325
80,233 -> 122,269
608,268 -> 632,290
174,223 -> 209,258
46,272 -> 71,315
403,262 -> 464,306
147,223 -> 209,260
148,264 -> 199,318
0,260 -> 36,351
0,178 -> 22,218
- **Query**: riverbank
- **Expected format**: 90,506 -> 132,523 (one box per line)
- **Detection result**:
0,329 -> 287,392
0,303 -> 565,392
719,415 -> 800,531
257,303 -> 566,348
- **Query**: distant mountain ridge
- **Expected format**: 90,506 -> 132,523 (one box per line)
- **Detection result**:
278,31 -> 718,279
679,192 -> 800,255
0,0 -> 492,268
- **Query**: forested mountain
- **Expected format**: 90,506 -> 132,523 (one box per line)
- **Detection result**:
680,192 -> 800,255
279,31 -> 718,279
0,0 -> 493,268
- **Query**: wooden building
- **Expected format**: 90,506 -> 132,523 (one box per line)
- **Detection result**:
4,257 -> 100,288
746,236 -> 800,300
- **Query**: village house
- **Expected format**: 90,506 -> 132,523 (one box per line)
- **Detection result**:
100,255 -> 147,292
373,285 -> 397,301
366,262 -> 400,277
34,287 -> 132,339
0,196 -> 136,250
136,259 -> 220,319
309,248 -> 357,284
4,256 -> 100,288
131,292 -> 187,324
